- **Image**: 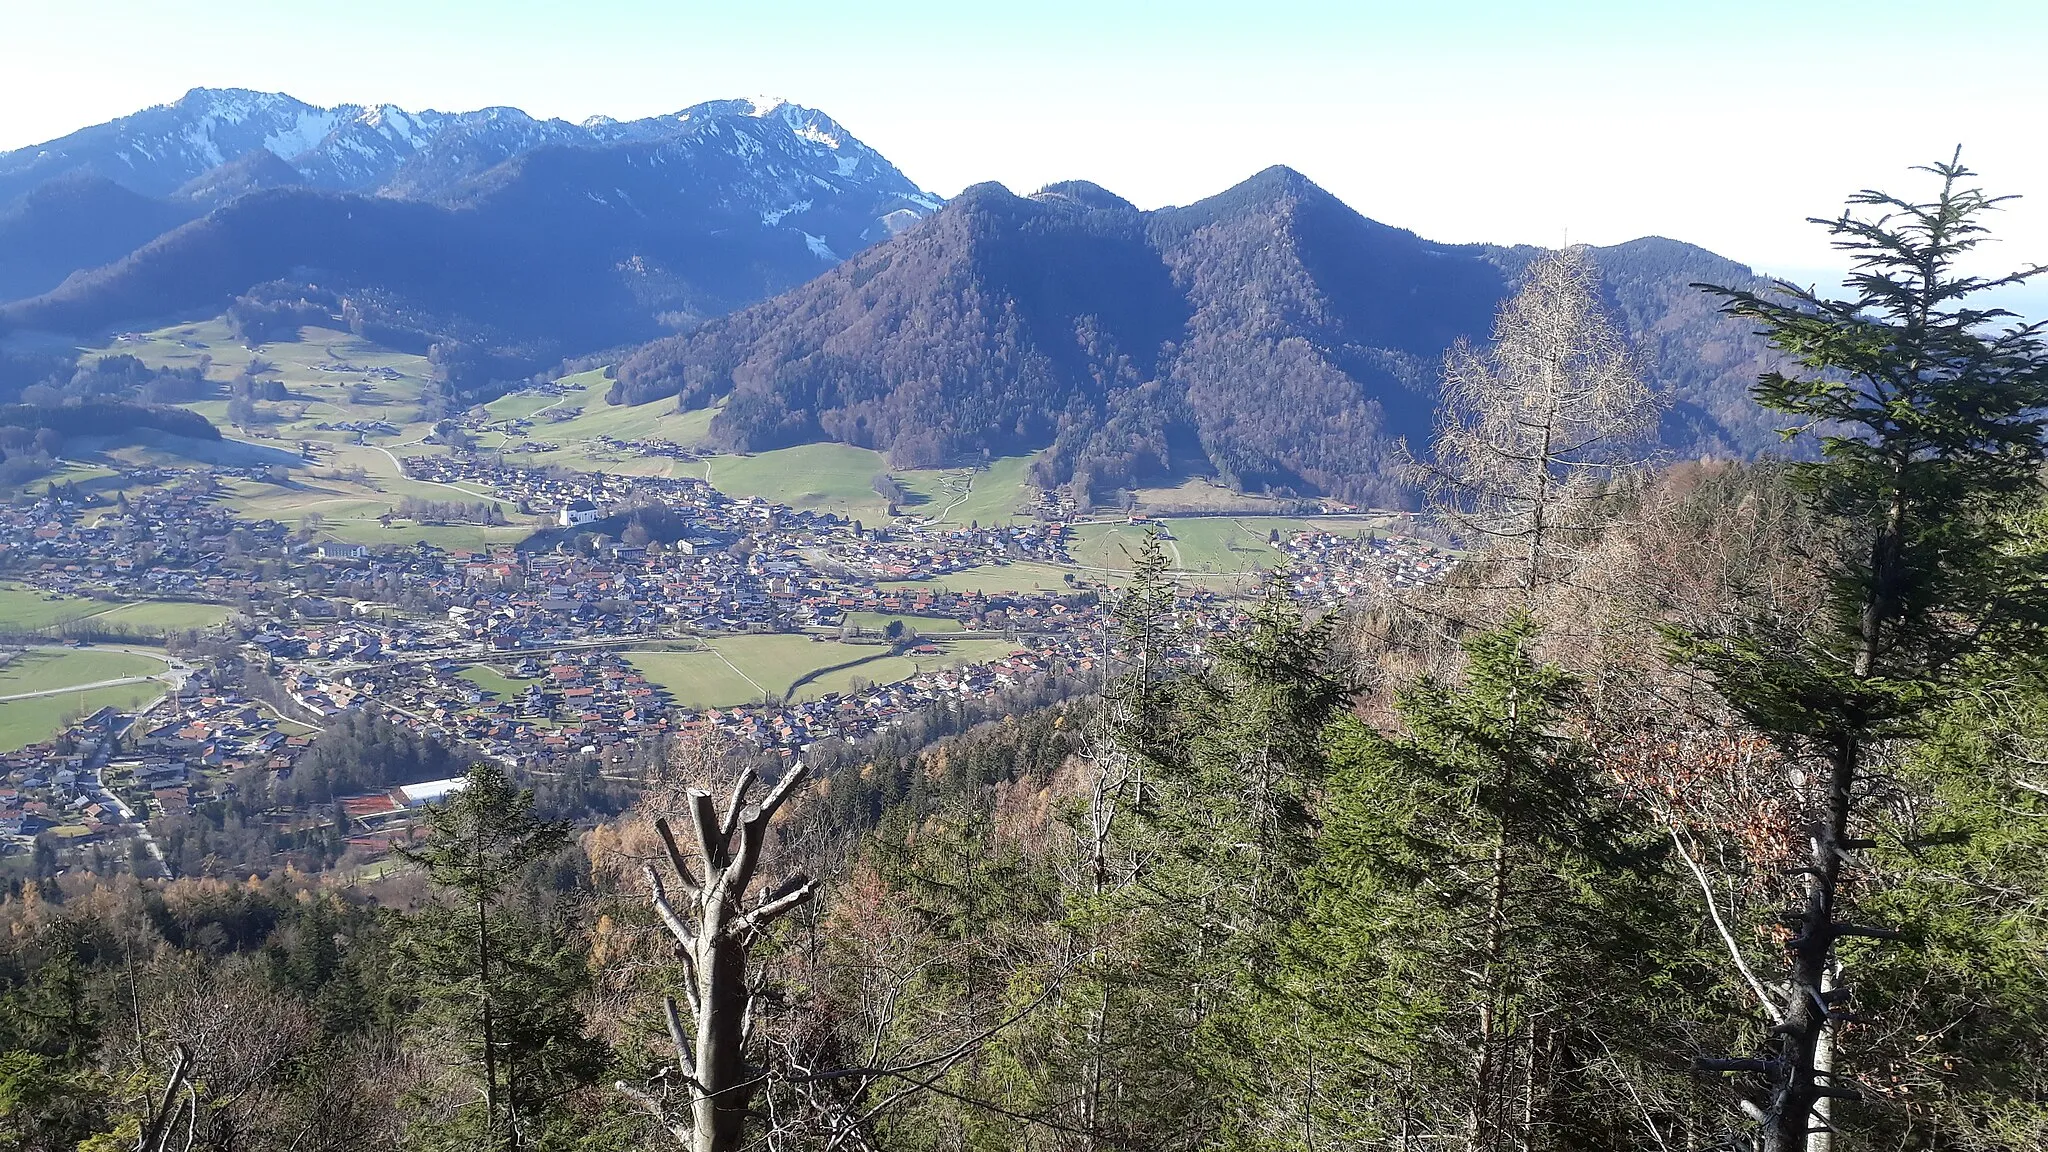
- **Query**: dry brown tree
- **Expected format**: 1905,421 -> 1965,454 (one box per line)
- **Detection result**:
1422,245 -> 1660,599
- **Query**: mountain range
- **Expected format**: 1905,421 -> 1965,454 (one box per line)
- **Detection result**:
0,89 -> 936,365
610,170 -> 1780,505
0,90 -> 1781,504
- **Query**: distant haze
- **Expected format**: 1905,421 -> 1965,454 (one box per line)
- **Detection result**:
2,0 -> 2045,306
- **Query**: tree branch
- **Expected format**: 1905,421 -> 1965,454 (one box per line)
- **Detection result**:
1671,829 -> 1785,1024
645,864 -> 698,950
690,790 -> 725,872
653,817 -> 701,895
721,768 -> 757,844
730,878 -> 815,937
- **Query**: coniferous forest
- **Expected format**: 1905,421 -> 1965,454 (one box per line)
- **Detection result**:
4,159 -> 2046,1152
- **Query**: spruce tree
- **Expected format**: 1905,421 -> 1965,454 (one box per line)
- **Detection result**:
1284,616 -> 1670,1151
1687,154 -> 2048,1152
397,763 -> 600,1150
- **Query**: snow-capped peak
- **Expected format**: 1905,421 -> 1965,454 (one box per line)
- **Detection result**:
0,90 -> 935,214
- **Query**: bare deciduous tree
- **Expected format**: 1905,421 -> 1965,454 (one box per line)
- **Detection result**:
623,761 -> 816,1152
1423,247 -> 1659,594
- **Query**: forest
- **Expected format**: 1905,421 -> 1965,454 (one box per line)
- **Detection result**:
3,159 -> 2045,1152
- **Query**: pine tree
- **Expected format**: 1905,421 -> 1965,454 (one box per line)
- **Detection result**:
1121,577 -> 1350,1147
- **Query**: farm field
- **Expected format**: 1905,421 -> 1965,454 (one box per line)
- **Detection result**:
0,648 -> 164,695
79,601 -> 231,635
23,460 -> 122,496
1068,516 -> 1394,575
0,682 -> 163,752
790,638 -> 1020,702
0,588 -> 230,638
625,645 -> 779,709
893,454 -> 1041,526
881,562 -> 1092,596
1127,477 -> 1300,515
482,372 -> 717,476
97,320 -> 437,438
211,444 -> 542,550
625,632 -> 1012,708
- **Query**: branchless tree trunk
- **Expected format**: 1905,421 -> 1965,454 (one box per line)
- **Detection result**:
632,762 -> 815,1152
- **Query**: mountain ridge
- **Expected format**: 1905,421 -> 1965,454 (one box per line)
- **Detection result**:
0,88 -> 933,207
607,166 -> 1777,506
0,91 -> 939,398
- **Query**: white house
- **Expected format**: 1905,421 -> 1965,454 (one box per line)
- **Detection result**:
559,500 -> 602,527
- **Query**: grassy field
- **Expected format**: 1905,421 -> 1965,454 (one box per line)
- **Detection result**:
211,444 -> 541,551
0,648 -> 164,695
22,460 -> 122,496
1127,477 -> 1301,514
0,683 -> 163,752
625,645 -> 778,709
791,638 -> 1020,702
1069,516 -> 1394,575
98,320 -> 436,441
0,586 -> 230,638
482,371 -> 718,476
882,562 -> 1093,596
625,632 -> 1012,708
842,611 -> 964,635
457,665 -> 533,701
697,443 -> 893,521
894,454 -> 1041,526
0,586 -> 102,632
82,601 -> 231,634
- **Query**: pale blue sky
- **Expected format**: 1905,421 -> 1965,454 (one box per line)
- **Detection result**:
4,0 -> 2046,302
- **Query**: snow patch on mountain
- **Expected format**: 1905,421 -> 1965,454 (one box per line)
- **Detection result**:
264,108 -> 341,161
761,200 -> 814,226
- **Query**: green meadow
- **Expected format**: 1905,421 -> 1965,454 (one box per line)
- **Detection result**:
625,633 -> 1016,708
0,648 -> 163,694
0,683 -> 163,752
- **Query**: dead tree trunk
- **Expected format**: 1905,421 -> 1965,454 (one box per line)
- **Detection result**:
137,1042 -> 197,1152
636,762 -> 815,1152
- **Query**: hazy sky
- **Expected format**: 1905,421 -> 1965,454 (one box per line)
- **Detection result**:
5,0 -> 2046,299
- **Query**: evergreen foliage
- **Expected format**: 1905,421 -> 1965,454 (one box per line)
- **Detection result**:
1684,154 -> 2048,1150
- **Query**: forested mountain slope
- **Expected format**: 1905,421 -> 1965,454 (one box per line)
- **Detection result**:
610,166 -> 1777,505
0,174 -> 198,301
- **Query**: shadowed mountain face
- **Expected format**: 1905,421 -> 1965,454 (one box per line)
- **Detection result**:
0,175 -> 198,302
609,167 -> 1776,506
